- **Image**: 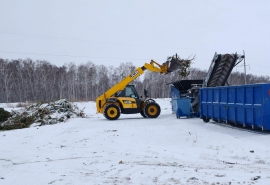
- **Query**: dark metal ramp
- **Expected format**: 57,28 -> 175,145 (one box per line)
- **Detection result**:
169,80 -> 204,94
204,53 -> 244,87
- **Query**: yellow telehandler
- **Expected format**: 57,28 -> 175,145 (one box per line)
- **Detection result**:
96,54 -> 192,120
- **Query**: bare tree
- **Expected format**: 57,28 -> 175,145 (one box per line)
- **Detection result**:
0,59 -> 15,102
1,58 -> 270,103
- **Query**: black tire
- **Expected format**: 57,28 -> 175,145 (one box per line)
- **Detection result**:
140,110 -> 147,118
145,99 -> 155,103
203,118 -> 210,123
143,102 -> 161,118
103,104 -> 121,120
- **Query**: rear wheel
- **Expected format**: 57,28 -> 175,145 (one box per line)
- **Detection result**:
144,102 -> 161,118
103,104 -> 120,120
140,110 -> 147,118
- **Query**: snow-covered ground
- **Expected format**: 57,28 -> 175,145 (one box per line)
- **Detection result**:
1,99 -> 270,185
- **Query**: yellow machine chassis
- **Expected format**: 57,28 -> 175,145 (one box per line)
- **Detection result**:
96,60 -> 169,114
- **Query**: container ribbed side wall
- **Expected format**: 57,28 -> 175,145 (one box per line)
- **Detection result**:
200,84 -> 270,131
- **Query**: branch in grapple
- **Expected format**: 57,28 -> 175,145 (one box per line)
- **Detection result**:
166,54 -> 195,77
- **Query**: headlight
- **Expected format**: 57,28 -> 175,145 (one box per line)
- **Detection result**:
123,100 -> 132,104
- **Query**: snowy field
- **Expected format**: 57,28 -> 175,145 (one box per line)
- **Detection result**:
1,99 -> 270,185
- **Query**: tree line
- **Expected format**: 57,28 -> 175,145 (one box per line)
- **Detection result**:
0,58 -> 269,103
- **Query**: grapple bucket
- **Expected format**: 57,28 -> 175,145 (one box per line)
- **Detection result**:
165,54 -> 193,77
167,57 -> 184,73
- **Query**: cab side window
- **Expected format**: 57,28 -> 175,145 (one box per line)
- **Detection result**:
125,87 -> 131,96
114,86 -> 138,98
125,86 -> 138,98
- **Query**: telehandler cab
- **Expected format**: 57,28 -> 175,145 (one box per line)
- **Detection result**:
96,54 -> 192,120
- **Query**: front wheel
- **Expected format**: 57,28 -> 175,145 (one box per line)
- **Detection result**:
103,104 -> 121,120
140,110 -> 147,118
143,102 -> 161,118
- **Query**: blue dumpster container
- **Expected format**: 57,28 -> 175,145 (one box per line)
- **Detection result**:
170,86 -> 180,113
200,83 -> 270,131
173,98 -> 192,118
170,86 -> 200,118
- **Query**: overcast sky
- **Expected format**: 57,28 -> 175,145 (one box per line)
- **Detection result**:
1,0 -> 270,76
